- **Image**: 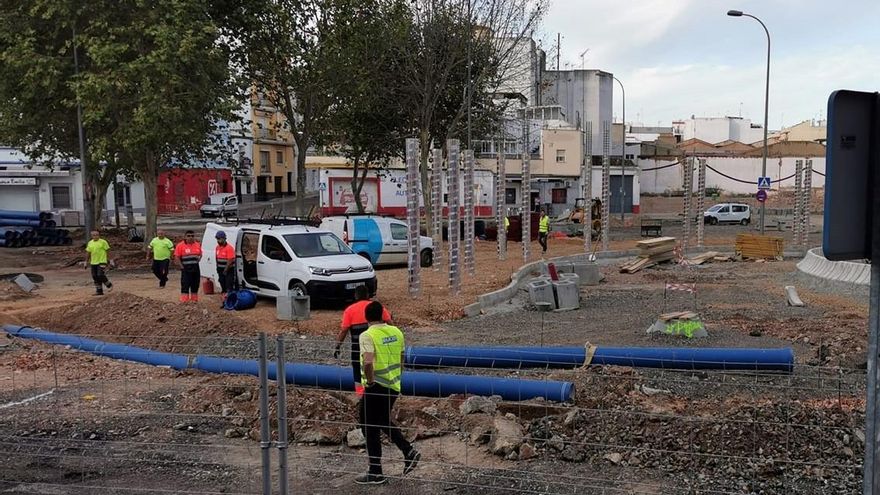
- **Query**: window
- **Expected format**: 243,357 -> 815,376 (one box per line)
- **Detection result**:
51,185 -> 71,209
259,151 -> 270,173
626,154 -> 635,160
551,188 -> 567,204
284,232 -> 353,258
732,205 -> 747,213
719,206 -> 730,213
261,235 -> 291,262
504,188 -> 516,205
556,149 -> 566,163
390,223 -> 408,241
276,151 -> 284,167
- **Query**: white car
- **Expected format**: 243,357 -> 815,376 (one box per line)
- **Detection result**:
199,221 -> 376,302
320,214 -> 434,267
703,203 -> 751,225
200,193 -> 238,218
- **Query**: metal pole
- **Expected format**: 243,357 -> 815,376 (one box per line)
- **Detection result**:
275,336 -> 289,495
583,122 -> 593,254
759,16 -> 770,236
72,25 -> 94,236
405,139 -> 421,297
614,77 -> 626,221
447,140 -> 461,294
257,333 -> 272,495
521,117 -> 531,261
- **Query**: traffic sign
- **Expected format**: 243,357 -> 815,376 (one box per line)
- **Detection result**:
757,176 -> 771,190
756,189 -> 767,203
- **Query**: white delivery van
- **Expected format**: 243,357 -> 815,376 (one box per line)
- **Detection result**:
320,214 -> 434,267
200,220 -> 376,302
703,203 -> 751,225
200,193 -> 238,218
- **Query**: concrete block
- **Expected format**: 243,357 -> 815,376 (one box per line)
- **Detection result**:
569,262 -> 601,285
277,295 -> 310,321
528,279 -> 556,309
552,280 -> 579,311
13,273 -> 36,293
558,272 -> 580,286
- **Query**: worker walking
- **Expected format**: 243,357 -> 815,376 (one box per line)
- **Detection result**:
538,208 -> 550,254
356,301 -> 420,485
146,230 -> 174,288
173,230 -> 202,303
214,231 -> 236,304
84,230 -> 113,296
334,285 -> 392,395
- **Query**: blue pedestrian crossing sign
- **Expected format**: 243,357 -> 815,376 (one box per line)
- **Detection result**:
757,176 -> 771,190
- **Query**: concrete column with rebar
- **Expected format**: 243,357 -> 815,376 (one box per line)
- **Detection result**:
522,120 -> 531,261
431,148 -> 444,270
794,159 -> 803,246
682,157 -> 694,254
463,150 -> 476,276
496,151 -> 506,260
405,138 -> 421,297
447,140 -> 461,294
601,121 -> 611,252
802,159 -> 812,247
583,122 -> 593,254
696,158 -> 706,249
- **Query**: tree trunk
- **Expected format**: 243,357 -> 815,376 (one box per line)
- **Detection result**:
351,155 -> 366,213
294,133 -> 308,215
419,129 -> 433,235
141,155 -> 159,246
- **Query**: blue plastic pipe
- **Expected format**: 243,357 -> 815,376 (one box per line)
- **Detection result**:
0,218 -> 43,227
2,325 -> 574,402
405,345 -> 794,372
0,210 -> 43,221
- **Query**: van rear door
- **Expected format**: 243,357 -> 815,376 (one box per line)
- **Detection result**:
386,221 -> 410,264
349,218 -> 382,264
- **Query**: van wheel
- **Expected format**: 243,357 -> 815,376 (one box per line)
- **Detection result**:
420,249 -> 433,268
709,217 -> 718,225
289,281 -> 307,297
741,218 -> 750,226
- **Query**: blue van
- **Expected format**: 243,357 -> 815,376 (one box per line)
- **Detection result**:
320,215 -> 434,267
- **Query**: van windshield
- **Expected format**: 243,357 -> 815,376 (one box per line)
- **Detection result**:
284,232 -> 354,258
707,205 -> 722,212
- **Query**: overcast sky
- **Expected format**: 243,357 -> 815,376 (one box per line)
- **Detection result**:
539,0 -> 880,129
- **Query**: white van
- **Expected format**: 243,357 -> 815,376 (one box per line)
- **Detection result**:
200,220 -> 376,302
200,193 -> 238,218
703,203 -> 751,225
320,214 -> 434,267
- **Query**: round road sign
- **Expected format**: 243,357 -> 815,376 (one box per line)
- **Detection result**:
756,189 -> 768,203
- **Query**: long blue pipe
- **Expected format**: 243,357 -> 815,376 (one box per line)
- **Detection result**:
0,210 -> 45,221
405,345 -> 794,372
2,325 -> 574,402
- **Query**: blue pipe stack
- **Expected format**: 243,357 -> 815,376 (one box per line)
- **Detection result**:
0,209 -> 72,248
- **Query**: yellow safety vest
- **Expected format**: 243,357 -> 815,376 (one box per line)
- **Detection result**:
539,215 -> 550,233
504,217 -> 510,231
360,324 -> 404,392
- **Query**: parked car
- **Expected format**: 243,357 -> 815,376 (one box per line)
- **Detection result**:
320,214 -> 434,267
199,221 -> 376,302
200,193 -> 238,218
703,203 -> 751,225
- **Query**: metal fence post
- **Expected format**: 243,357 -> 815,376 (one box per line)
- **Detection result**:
275,336 -> 289,495
258,333 -> 272,495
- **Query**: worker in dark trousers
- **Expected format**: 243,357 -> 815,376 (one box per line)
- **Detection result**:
84,230 -> 113,296
173,230 -> 202,303
334,285 -> 392,395
214,231 -> 237,306
356,301 -> 420,485
146,230 -> 174,288
538,207 -> 550,254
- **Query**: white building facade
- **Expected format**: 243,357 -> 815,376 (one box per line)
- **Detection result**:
673,116 -> 765,145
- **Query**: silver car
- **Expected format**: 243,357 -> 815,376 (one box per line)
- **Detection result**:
703,203 -> 750,225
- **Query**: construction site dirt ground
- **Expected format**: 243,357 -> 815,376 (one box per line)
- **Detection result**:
0,222 -> 866,494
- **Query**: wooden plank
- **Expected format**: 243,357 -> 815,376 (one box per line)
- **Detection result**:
636,236 -> 676,248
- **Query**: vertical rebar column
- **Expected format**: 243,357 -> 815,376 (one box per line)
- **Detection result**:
257,333 -> 271,495
802,159 -> 813,247
601,121 -> 611,252
431,148 -> 444,270
793,159 -> 803,247
463,150 -> 475,276
275,336 -> 289,495
405,138 -> 421,297
682,157 -> 694,254
495,151 -> 506,260
447,139 -> 461,294
696,158 -> 706,249
521,119 -> 531,261
583,121 -> 593,253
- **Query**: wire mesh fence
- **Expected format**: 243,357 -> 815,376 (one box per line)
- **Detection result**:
0,317 -> 866,494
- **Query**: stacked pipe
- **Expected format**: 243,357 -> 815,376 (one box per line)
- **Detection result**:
0,209 -> 72,248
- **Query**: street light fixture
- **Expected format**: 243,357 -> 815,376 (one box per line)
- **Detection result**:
727,9 -> 770,235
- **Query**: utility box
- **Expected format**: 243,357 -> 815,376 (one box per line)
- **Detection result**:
527,279 -> 556,309
277,295 -> 311,321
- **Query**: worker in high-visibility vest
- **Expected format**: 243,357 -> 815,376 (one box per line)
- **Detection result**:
173,230 -> 202,303
355,301 -> 420,485
538,207 -> 550,254
214,231 -> 237,304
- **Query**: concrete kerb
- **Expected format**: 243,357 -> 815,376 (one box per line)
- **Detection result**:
797,247 -> 870,287
462,249 -> 639,317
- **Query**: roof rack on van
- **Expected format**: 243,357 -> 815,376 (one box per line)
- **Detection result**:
333,212 -> 396,218
238,216 -> 321,227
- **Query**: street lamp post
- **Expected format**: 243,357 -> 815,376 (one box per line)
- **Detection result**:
727,9 -> 770,235
613,76 -> 625,221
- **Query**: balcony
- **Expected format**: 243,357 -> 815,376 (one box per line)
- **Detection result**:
256,128 -> 278,141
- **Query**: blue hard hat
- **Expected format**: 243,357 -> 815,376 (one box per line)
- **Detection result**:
215,231 -> 226,239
